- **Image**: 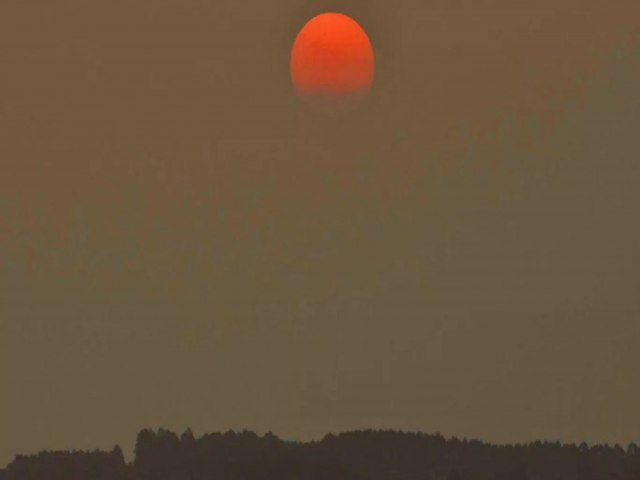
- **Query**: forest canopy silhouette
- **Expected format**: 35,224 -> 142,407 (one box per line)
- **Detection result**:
1,429 -> 639,480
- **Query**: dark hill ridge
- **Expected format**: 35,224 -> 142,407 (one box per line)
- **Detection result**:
2,429 -> 639,480
0,446 -> 126,480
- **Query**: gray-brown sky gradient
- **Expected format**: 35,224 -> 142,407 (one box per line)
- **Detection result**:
1,0 -> 640,466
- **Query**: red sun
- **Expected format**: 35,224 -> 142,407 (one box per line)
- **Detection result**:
290,13 -> 375,98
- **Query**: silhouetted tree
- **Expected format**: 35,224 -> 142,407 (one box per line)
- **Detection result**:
3,447 -> 125,480
4,429 -> 640,480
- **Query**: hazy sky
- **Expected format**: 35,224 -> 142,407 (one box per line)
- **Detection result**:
1,0 -> 640,466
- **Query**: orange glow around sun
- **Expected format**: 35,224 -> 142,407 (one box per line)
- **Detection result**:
291,13 -> 375,97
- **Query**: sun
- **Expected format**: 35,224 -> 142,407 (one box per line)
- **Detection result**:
290,12 -> 375,99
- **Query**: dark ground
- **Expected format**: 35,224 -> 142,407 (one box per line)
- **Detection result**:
2,428 -> 639,480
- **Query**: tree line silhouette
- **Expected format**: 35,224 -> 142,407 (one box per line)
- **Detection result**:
2,428 -> 639,480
